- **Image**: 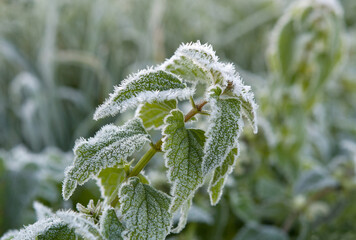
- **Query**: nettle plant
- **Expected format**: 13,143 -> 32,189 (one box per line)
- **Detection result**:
2,42 -> 257,240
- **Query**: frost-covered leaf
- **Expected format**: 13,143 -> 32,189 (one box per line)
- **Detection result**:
7,218 -> 65,240
6,209 -> 103,240
171,197 -> 192,234
163,42 -> 240,87
202,86 -> 243,175
56,210 -> 102,240
33,201 -> 54,220
162,42 -> 217,83
0,230 -> 19,240
235,86 -> 258,133
234,223 -> 289,240
36,223 -> 76,240
94,69 -> 193,120
100,208 -> 124,240
162,109 -> 205,213
97,167 -> 127,204
209,148 -> 238,205
119,177 -> 172,240
136,100 -> 177,130
63,118 -> 150,200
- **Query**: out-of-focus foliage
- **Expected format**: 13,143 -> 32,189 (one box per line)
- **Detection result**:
1,0 -> 356,239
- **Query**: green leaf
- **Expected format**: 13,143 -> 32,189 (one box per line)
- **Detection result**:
97,167 -> 127,204
0,230 -> 19,240
209,148 -> 238,205
136,100 -> 177,130
5,211 -> 102,240
234,223 -> 289,240
62,118 -> 150,200
119,177 -> 172,240
55,211 -> 103,240
100,208 -> 124,240
163,42 -> 216,83
94,69 -> 193,120
36,223 -> 76,240
162,109 -> 205,213
202,86 -> 243,175
171,197 -> 192,234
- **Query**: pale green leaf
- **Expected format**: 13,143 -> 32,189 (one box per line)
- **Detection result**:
119,177 -> 172,240
94,69 -> 193,120
136,100 -> 177,130
97,167 -> 127,204
209,148 -> 238,205
62,118 -> 150,200
162,109 -> 205,213
100,208 -> 124,240
202,86 -> 243,175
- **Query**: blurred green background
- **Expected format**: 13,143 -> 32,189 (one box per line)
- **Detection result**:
0,0 -> 356,239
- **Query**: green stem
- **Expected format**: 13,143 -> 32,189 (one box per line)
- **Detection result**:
128,139 -> 162,178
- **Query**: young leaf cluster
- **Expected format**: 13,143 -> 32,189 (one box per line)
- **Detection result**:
3,42 -> 258,240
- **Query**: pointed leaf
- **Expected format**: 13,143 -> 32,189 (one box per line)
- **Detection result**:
63,118 -> 150,200
209,148 -> 238,205
100,208 -> 124,240
162,109 -> 205,213
136,100 -> 177,130
94,69 -> 193,120
171,197 -> 192,234
119,177 -> 172,240
202,86 -> 243,175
